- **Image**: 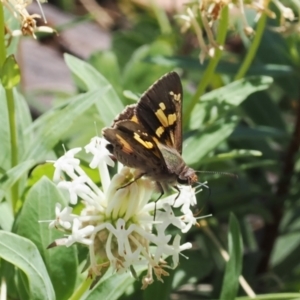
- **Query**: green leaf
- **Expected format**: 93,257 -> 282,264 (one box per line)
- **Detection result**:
0,160 -> 35,201
16,177 -> 77,300
202,149 -> 262,164
238,160 -> 276,171
0,201 -> 14,231
16,270 -> 31,300
14,89 -> 33,157
271,212 -> 300,277
188,76 -> 272,132
183,119 -> 238,165
236,293 -> 300,300
242,91 -> 286,131
256,28 -> 299,98
0,86 -> 33,173
184,76 -> 273,165
220,213 -> 243,300
200,76 -> 273,106
112,17 -> 161,68
230,126 -> 287,140
64,54 -> 123,125
4,8 -> 20,55
172,249 -> 214,288
64,53 -> 100,91
27,163 -> 54,188
146,55 -> 293,77
0,55 -> 20,89
0,85 -> 11,171
143,273 -> 173,300
229,134 -> 278,160
0,231 -> 55,300
122,41 -> 174,93
89,50 -> 122,95
123,90 -> 139,102
24,89 -> 102,162
83,266 -> 147,300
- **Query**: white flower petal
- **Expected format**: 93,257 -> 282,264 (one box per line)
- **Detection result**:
51,148 -> 82,182
65,219 -> 94,246
85,137 -> 114,168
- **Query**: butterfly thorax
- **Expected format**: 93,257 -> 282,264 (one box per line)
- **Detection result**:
152,143 -> 197,184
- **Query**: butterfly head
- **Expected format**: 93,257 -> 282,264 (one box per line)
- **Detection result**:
177,166 -> 198,186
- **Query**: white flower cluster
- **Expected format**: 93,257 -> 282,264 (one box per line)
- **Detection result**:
48,137 -> 203,288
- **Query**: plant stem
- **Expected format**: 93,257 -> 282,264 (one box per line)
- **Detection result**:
201,221 -> 256,298
6,88 -> 18,213
184,6 -> 228,127
0,4 -> 19,214
257,94 -> 300,273
69,277 -> 93,300
150,0 -> 172,35
0,5 -> 5,65
5,91 -> 17,163
234,12 -> 267,80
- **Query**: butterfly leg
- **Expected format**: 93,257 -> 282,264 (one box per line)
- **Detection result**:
153,184 -> 182,219
172,185 -> 181,204
153,182 -> 165,220
116,172 -> 146,190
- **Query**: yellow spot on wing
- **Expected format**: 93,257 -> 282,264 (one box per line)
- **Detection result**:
153,137 -> 159,144
131,115 -> 138,123
170,131 -> 175,145
168,113 -> 176,126
169,91 -> 181,101
134,133 -> 153,149
155,109 -> 168,127
116,134 -> 133,154
156,126 -> 165,137
159,102 -> 166,110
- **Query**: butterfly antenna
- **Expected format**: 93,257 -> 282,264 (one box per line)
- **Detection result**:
196,170 -> 238,179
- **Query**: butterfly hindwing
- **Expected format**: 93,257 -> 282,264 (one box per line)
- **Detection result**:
111,104 -> 138,125
103,120 -> 166,171
135,72 -> 183,154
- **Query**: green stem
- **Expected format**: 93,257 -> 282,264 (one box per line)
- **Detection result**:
201,222 -> 256,298
0,4 -> 19,214
69,277 -> 93,300
184,6 -> 229,126
150,0 -> 172,35
0,5 -> 5,65
234,12 -> 267,80
6,88 -> 18,213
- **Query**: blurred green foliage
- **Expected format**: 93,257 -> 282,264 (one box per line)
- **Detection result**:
1,1 -> 300,299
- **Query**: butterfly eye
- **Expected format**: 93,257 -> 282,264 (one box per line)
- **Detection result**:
177,177 -> 188,185
106,143 -> 114,153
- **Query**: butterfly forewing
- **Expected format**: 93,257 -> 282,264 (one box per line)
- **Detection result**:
103,120 -> 166,171
135,72 -> 183,154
